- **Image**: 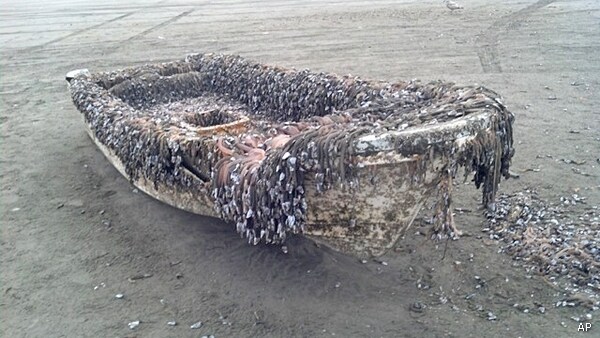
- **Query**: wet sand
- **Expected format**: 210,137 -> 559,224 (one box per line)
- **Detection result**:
1,0 -> 599,337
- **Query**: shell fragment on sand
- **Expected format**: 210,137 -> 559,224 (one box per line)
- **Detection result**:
190,321 -> 203,329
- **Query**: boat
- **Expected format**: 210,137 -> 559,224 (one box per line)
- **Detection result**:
66,53 -> 514,258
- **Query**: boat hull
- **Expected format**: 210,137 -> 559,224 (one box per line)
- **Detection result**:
83,112 -> 485,257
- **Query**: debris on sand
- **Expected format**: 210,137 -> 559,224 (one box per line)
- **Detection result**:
444,0 -> 463,11
93,282 -> 106,290
128,273 -> 153,282
486,190 -> 600,309
571,167 -> 593,177
190,321 -> 203,329
128,320 -> 140,329
410,301 -> 426,313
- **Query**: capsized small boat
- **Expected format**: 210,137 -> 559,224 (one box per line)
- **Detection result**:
66,53 -> 514,258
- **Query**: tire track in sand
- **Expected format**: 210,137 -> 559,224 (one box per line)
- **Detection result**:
124,9 -> 194,42
24,12 -> 135,51
476,0 -> 555,73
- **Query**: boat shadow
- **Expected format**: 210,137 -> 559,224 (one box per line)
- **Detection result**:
163,206 -> 411,299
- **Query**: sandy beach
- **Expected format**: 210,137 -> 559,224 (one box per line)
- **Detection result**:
1,0 -> 599,337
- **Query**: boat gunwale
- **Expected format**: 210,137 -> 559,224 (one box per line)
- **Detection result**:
67,66 -> 498,158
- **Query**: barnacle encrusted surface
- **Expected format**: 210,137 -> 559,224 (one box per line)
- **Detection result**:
68,53 -> 514,247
